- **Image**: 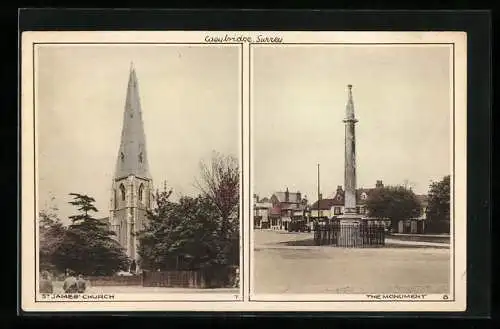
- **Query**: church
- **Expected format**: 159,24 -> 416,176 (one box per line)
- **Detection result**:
107,63 -> 154,272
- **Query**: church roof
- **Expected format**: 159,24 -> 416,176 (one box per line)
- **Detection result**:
114,63 -> 152,180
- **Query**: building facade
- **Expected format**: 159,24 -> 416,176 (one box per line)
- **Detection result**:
253,195 -> 272,229
268,188 -> 308,231
109,64 -> 154,271
310,182 -> 379,221
310,180 -> 429,232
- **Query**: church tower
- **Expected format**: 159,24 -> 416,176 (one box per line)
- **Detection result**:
109,63 -> 154,271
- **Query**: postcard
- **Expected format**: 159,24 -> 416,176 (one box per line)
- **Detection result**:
21,31 -> 466,312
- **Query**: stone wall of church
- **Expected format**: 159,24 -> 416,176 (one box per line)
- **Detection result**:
111,208 -> 128,248
114,181 -> 129,209
135,208 -> 149,233
110,175 -> 153,261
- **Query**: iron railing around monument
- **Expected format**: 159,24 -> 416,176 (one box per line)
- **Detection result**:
313,220 -> 386,247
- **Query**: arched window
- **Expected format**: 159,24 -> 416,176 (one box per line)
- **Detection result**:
138,184 -> 144,202
120,183 -> 126,201
120,152 -> 125,162
139,152 -> 143,163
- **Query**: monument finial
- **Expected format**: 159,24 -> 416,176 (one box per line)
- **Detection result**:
344,84 -> 356,121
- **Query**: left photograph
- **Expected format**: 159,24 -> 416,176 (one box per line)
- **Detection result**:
34,44 -> 242,299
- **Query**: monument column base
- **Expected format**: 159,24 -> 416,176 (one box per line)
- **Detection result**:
337,213 -> 365,247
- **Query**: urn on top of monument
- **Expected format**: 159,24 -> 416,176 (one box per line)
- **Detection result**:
342,84 -> 358,215
343,84 -> 358,123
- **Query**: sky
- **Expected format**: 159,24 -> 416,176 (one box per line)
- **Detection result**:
36,44 -> 241,223
251,45 -> 452,202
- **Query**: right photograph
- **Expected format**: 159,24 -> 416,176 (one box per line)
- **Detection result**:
250,44 -> 453,298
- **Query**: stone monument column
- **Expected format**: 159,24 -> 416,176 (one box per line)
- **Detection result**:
338,84 -> 364,247
343,84 -> 358,215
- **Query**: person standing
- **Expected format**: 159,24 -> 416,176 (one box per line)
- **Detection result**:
76,274 -> 87,293
63,271 -> 78,293
39,271 -> 53,293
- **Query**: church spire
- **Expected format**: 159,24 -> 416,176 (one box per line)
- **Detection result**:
114,64 -> 151,180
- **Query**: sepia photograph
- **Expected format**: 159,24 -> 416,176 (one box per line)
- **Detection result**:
250,44 -> 456,299
33,43 -> 242,299
21,30 -> 467,312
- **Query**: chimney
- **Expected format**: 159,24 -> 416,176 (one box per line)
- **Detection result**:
337,185 -> 343,192
319,193 -> 323,200
285,187 -> 289,202
376,180 -> 384,188
297,191 -> 301,202
254,194 -> 259,202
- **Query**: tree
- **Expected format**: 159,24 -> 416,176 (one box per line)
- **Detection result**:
426,175 -> 451,222
366,185 -> 422,230
137,187 -> 221,271
52,193 -> 130,276
137,151 -> 240,273
68,193 -> 98,220
195,151 -> 240,224
425,175 -> 451,233
136,186 -> 177,270
195,152 -> 240,267
39,197 -> 66,273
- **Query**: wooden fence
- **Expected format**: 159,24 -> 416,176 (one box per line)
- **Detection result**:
314,220 -> 385,247
143,270 -> 206,288
87,275 -> 142,286
142,266 -> 238,289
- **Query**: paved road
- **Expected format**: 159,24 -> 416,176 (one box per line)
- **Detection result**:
385,238 -> 450,248
253,230 -> 451,295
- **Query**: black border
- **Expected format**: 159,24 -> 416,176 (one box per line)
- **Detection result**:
17,9 -> 491,318
29,42 -> 245,303
248,42 -> 456,303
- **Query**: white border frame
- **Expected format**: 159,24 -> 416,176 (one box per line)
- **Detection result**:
21,31 -> 466,312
